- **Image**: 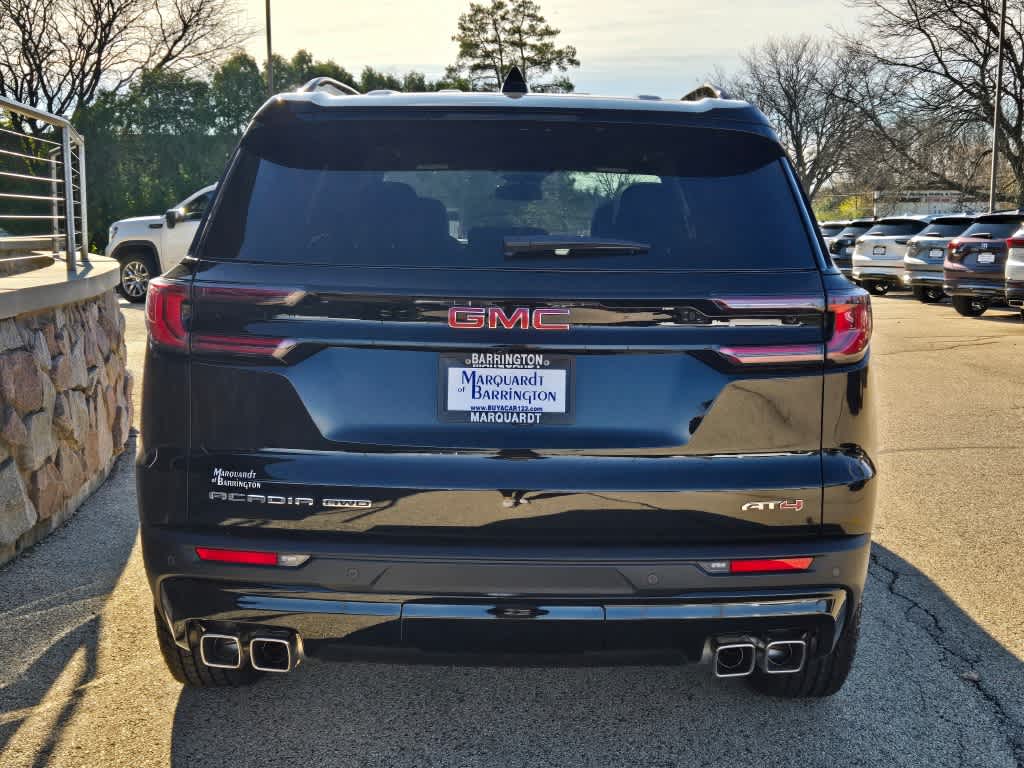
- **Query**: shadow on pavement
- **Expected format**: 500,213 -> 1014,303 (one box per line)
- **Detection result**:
168,545 -> 1024,768
0,443 -> 138,766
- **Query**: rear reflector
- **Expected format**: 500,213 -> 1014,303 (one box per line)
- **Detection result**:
729,557 -> 814,574
195,547 -> 309,567
826,287 -> 872,365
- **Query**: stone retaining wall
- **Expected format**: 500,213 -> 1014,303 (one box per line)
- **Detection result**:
0,289 -> 132,564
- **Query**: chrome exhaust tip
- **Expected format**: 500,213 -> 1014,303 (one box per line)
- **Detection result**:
713,641 -> 756,678
199,633 -> 243,669
250,635 -> 300,673
763,639 -> 807,674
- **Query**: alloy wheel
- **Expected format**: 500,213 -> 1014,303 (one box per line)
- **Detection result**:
121,260 -> 150,299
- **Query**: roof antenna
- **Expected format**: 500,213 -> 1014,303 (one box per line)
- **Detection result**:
501,65 -> 529,96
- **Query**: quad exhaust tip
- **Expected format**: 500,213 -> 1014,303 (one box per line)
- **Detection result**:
713,641 -> 756,678
250,635 -> 300,673
199,633 -> 243,669
763,639 -> 807,674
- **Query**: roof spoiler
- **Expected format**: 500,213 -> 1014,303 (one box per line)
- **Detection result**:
681,83 -> 733,102
298,77 -> 360,96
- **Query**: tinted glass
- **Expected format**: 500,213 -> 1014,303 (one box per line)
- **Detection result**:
917,222 -> 970,238
200,117 -> 815,270
820,224 -> 845,237
864,220 -> 927,237
960,217 -> 1024,239
836,223 -> 872,238
183,191 -> 212,219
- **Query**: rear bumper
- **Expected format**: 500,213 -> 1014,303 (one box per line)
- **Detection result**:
144,526 -> 869,663
943,275 -> 1005,299
852,264 -> 903,285
1006,280 -> 1024,307
903,267 -> 944,287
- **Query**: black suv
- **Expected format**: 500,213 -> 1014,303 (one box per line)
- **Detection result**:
827,218 -> 874,279
139,78 -> 876,698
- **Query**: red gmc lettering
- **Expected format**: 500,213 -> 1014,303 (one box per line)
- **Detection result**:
488,307 -> 530,329
531,308 -> 571,331
448,306 -> 572,331
448,307 -> 486,329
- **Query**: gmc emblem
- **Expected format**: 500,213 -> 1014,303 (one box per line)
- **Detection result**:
448,306 -> 570,330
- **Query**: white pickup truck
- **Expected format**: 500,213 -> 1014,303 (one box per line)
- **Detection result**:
105,184 -> 215,302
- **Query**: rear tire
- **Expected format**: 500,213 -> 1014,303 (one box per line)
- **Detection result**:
117,250 -> 159,303
747,604 -> 861,698
951,295 -> 988,317
154,606 -> 262,687
865,282 -> 889,296
912,285 -> 944,303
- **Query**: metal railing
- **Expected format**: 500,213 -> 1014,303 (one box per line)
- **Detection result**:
0,95 -> 88,275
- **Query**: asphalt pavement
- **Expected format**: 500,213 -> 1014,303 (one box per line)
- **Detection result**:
1,294 -> 1022,768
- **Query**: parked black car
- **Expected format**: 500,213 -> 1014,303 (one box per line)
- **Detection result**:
903,214 -> 974,303
138,80 -> 876,698
818,220 -> 848,242
828,218 -> 874,279
944,210 -> 1024,316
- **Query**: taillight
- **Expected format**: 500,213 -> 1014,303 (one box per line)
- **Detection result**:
191,334 -> 297,359
146,280 -> 300,360
717,344 -> 823,365
145,277 -> 189,350
190,284 -> 303,360
826,288 -> 871,365
1006,238 -> 1024,250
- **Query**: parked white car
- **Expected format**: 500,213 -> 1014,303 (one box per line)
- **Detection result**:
851,215 -> 933,295
1005,225 -> 1024,319
105,184 -> 216,302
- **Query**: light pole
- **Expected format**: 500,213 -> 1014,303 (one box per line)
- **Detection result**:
988,0 -> 1008,212
266,0 -> 274,98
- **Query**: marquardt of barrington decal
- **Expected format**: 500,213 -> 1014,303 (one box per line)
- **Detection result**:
211,467 -> 261,490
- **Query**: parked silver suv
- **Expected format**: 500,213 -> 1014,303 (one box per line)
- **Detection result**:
902,214 -> 974,303
1004,225 -> 1024,319
852,216 -> 933,295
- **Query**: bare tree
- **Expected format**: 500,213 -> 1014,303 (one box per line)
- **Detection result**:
0,0 -> 251,133
722,35 -> 865,200
847,0 -> 1024,206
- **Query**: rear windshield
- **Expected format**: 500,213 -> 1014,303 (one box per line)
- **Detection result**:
836,223 -> 872,238
199,116 -> 815,270
960,217 -> 1024,239
819,223 -> 845,237
865,220 -> 928,237
917,221 -> 972,238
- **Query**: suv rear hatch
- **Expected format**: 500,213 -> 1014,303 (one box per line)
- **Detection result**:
853,218 -> 928,268
946,213 -> 1024,290
166,106 -> 851,545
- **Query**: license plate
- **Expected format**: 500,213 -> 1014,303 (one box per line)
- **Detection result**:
872,245 -> 886,256
440,352 -> 573,425
845,246 -> 853,256
929,248 -> 945,260
977,252 -> 996,264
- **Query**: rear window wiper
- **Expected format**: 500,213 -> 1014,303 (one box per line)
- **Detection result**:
503,236 -> 650,259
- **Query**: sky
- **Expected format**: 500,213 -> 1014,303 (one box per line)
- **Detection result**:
239,0 -> 865,97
